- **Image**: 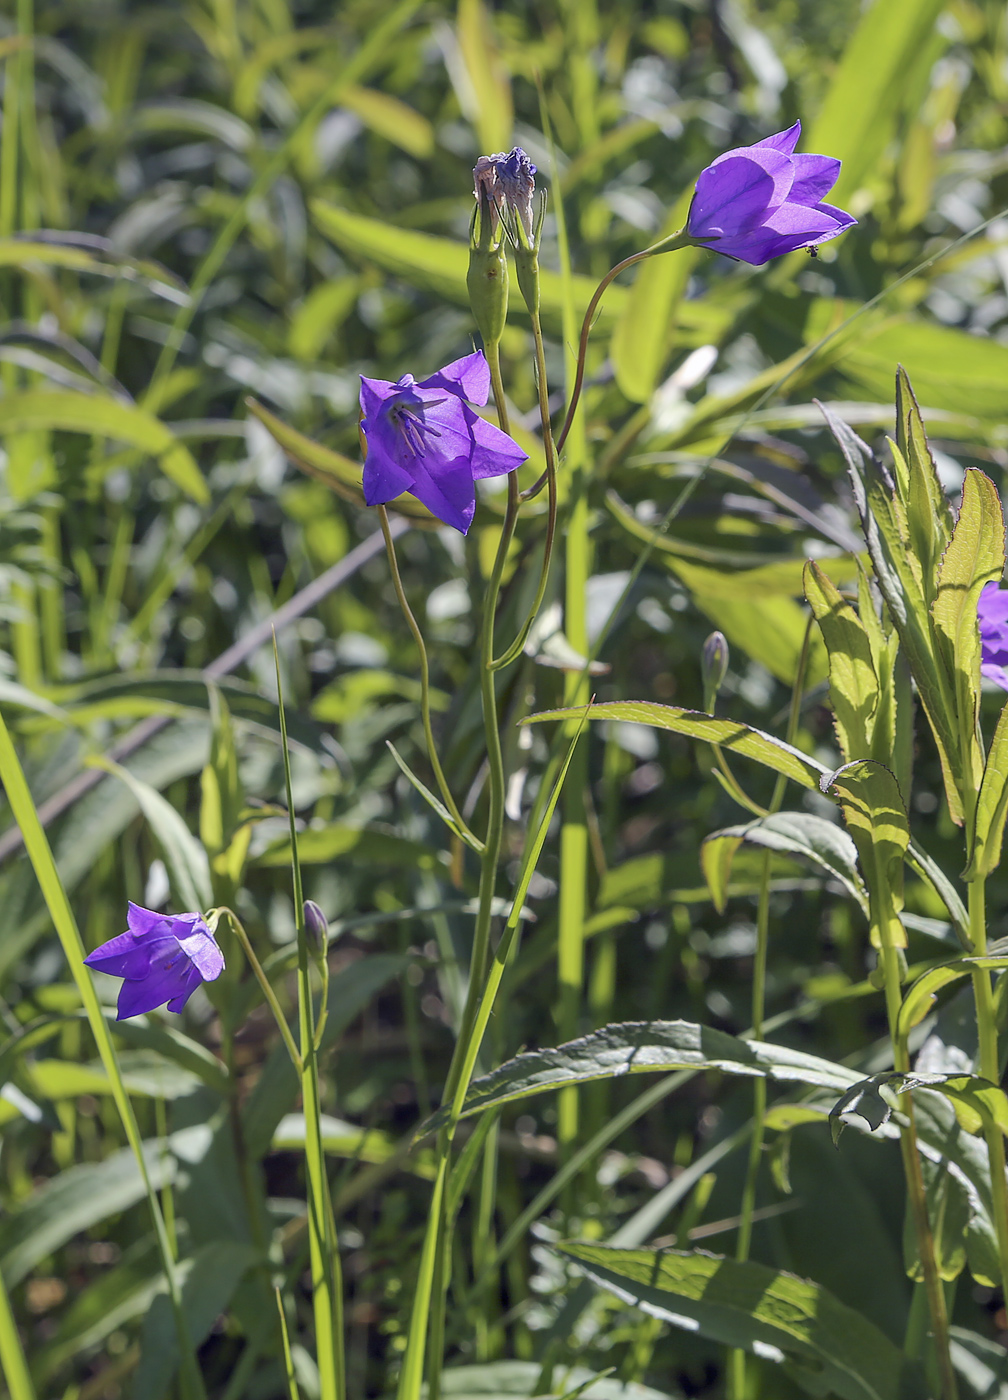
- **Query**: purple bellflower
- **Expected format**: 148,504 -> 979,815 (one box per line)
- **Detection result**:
496,147 -> 537,245
978,581 -> 1008,691
686,120 -> 856,266
360,350 -> 527,534
84,903 -> 225,1020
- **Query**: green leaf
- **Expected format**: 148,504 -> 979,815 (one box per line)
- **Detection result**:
897,948 -> 1008,1045
438,1362 -> 677,1400
421,1020 -> 859,1132
88,756 -> 212,911
822,760 -> 909,949
455,0 -> 512,155
831,1070 -> 1008,1143
662,556 -> 826,686
820,401 -> 962,822
0,1140 -> 177,1287
0,391 -> 208,502
525,702 -> 828,791
132,1242 -> 260,1400
931,468 -> 1006,794
557,1243 -> 918,1400
610,193 -> 699,404
701,812 -> 868,917
255,821 -> 440,870
340,84 -> 434,158
804,560 -> 878,761
386,739 -> 484,853
0,234 -> 185,301
967,699 -> 1008,880
807,0 -> 946,205
895,367 -> 953,608
842,320 -> 1008,421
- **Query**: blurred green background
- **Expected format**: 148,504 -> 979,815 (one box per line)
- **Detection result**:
3,1 -> 1008,1396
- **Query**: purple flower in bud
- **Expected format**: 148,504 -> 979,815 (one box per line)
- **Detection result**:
687,120 -> 856,266
84,903 -> 224,1020
978,581 -> 1008,691
303,899 -> 328,947
496,147 -> 537,244
360,351 -> 527,534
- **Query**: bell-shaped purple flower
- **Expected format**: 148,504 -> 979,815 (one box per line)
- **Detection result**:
979,581 -> 1008,691
360,350 -> 527,534
687,120 -> 856,266
84,903 -> 225,1020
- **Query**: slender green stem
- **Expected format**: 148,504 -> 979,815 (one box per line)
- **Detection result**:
492,311 -> 558,669
881,940 -> 958,1400
377,505 -> 480,849
555,233 -> 691,455
216,907 -> 302,1072
421,340 -> 518,1400
0,1259 -> 35,1400
275,1286 -> 303,1400
728,613 -> 812,1400
967,879 -> 1008,1306
274,642 -> 344,1400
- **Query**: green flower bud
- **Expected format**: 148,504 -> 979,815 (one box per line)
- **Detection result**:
701,630 -> 729,713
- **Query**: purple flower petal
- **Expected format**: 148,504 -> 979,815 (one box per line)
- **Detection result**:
85,929 -> 165,979
752,120 -> 801,155
362,442 -> 415,506
690,149 -> 793,239
465,409 -> 529,480
814,201 -> 858,233
166,964 -> 205,1014
421,351 -> 491,406
789,154 -> 841,206
176,925 -> 225,981
126,902 -> 172,938
407,455 -> 476,534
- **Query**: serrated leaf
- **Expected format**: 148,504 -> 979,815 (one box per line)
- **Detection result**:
557,1243 -> 918,1400
897,950 -> 1008,1045
525,702 -> 828,791
822,760 -> 908,948
804,560 -> 878,760
819,400 -> 962,821
701,811 -> 868,917
896,367 -> 953,608
931,467 -> 1005,797
420,1020 -> 859,1133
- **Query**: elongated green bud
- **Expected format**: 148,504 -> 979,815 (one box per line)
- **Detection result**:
701,630 -> 729,713
468,155 -> 509,348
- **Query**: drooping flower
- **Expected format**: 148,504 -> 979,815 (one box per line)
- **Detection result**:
84,903 -> 225,1020
978,581 -> 1008,691
686,120 -> 856,266
360,350 -> 527,534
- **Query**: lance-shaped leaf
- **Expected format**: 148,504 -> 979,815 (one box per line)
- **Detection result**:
818,401 -> 961,820
931,467 -> 1006,799
524,703 -> 828,791
896,945 -> 1008,1047
420,1020 -> 860,1134
966,699 -> 1008,880
557,1243 -> 919,1400
804,560 -> 878,760
701,811 -> 868,916
822,760 -> 908,948
831,1070 -> 1008,1143
895,366 -> 953,610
